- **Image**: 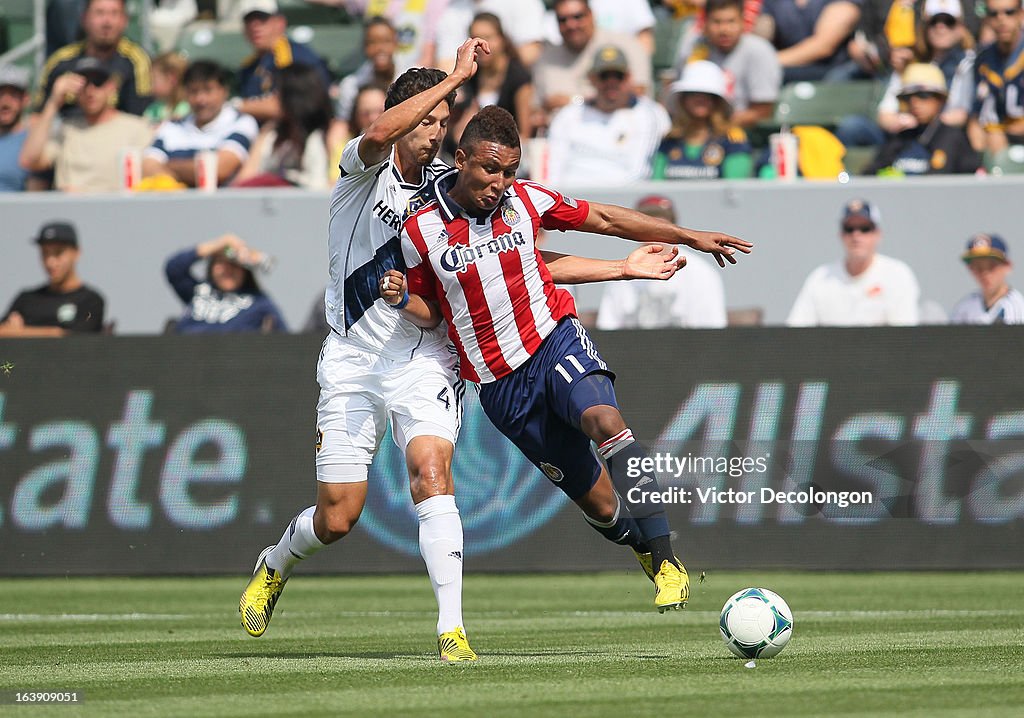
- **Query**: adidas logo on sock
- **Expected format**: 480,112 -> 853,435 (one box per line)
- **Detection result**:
635,476 -> 654,488
448,551 -> 463,561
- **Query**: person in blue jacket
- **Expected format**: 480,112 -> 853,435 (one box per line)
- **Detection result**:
164,233 -> 287,334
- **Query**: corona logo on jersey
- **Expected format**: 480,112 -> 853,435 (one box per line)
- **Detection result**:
438,231 -> 528,273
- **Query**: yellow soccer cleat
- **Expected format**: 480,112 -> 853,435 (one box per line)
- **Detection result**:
633,549 -> 657,582
239,546 -> 287,637
653,559 -> 690,613
437,626 -> 478,663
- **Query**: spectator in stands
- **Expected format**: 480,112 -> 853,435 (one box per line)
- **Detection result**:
234,63 -> 332,188
787,199 -> 920,326
596,194 -> 728,329
0,66 -> 31,193
851,0 -> 980,82
950,233 -> 1024,323
0,221 -> 105,337
236,0 -> 332,123
532,0 -> 653,130
144,52 -> 191,124
329,83 -> 387,181
19,57 -> 154,193
332,17 -> 398,142
322,0 -> 448,74
864,63 -> 979,175
435,0 -> 548,68
839,0 -> 976,148
653,60 -> 753,179
674,0 -> 783,129
971,0 -> 1024,153
459,13 -> 535,141
165,233 -> 287,334
143,61 -> 259,187
34,0 -> 152,118
546,0 -> 658,56
754,0 -> 862,83
546,45 -> 669,185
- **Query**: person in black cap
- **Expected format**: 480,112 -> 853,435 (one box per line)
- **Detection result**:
19,55 -> 153,193
950,233 -> 1024,324
0,221 -> 106,337
32,0 -> 152,119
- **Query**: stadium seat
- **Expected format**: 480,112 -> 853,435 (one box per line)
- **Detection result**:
177,26 -> 254,69
277,0 -> 352,26
985,145 -> 1024,175
290,23 -> 365,79
843,146 -> 876,175
652,17 -> 691,74
770,81 -> 883,129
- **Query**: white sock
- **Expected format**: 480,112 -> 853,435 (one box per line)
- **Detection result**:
265,506 -> 325,578
416,495 -> 465,635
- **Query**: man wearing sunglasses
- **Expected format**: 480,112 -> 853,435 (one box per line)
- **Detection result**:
972,0 -> 1024,153
866,62 -> 980,174
532,0 -> 651,130
787,199 -> 920,326
18,57 -> 153,193
545,45 -> 668,185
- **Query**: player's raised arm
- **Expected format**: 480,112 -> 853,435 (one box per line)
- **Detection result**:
358,37 -> 490,166
540,245 -> 686,284
578,202 -> 753,268
380,269 -> 443,328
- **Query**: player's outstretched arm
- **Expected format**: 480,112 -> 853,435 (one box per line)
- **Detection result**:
540,245 -> 686,284
579,202 -> 753,268
358,37 -> 491,166
380,269 -> 443,328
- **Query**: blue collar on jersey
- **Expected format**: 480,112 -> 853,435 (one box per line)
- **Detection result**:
432,167 -> 516,224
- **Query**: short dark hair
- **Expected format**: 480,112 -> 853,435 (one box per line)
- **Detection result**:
385,68 -> 455,111
364,15 -> 396,42
85,0 -> 127,10
554,0 -> 590,10
183,60 -> 231,88
705,0 -> 744,14
459,105 -> 520,154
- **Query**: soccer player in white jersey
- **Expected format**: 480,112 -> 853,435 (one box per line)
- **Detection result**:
951,233 -> 1024,324
239,45 -> 688,662
384,106 -> 752,613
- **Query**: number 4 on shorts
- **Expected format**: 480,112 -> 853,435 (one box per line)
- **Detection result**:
436,387 -> 451,410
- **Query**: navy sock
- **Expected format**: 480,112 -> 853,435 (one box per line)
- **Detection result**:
582,497 -> 646,550
598,430 -> 673,549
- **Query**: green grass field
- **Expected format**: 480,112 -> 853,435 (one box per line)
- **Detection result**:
3,571 -> 1023,717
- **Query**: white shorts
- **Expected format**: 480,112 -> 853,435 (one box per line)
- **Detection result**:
315,332 -> 463,470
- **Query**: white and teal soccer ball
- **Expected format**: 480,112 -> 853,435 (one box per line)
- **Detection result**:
719,587 -> 793,659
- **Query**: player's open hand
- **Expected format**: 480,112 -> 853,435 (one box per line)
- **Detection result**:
623,244 -> 686,280
685,230 -> 753,267
451,37 -> 491,83
380,269 -> 408,305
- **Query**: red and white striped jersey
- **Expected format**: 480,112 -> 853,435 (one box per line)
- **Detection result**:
401,170 -> 590,383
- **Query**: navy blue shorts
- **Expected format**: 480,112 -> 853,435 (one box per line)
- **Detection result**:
478,317 -> 617,500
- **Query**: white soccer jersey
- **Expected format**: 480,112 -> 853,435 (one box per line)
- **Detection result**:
325,135 -> 449,358
950,287 -> 1024,324
402,172 -> 589,383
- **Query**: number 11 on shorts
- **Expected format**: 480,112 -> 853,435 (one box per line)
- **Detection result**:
554,355 -> 586,384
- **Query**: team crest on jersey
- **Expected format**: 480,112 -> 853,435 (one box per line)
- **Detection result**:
315,428 -> 323,453
703,143 -> 725,167
501,203 -> 521,226
540,462 -> 564,483
439,231 -> 527,272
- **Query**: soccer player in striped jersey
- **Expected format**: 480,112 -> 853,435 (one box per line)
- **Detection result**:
240,42 -> 687,661
951,233 -> 1024,324
385,105 -> 752,613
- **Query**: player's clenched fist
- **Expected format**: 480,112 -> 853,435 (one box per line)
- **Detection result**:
380,269 -> 407,305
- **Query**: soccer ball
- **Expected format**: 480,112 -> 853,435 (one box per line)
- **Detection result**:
719,587 -> 793,659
